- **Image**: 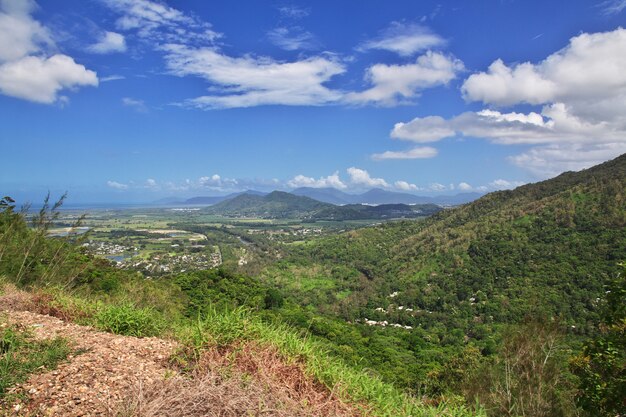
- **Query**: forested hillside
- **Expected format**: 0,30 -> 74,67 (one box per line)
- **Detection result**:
259,154 -> 626,415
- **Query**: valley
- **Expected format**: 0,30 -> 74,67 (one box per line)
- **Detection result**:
2,154 -> 625,416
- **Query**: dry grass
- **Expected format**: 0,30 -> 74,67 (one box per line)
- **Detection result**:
0,283 -> 30,311
121,342 -> 363,417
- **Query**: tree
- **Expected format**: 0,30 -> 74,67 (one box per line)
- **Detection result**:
571,263 -> 625,416
467,320 -> 578,417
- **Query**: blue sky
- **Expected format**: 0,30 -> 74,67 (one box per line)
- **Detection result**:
1,0 -> 625,203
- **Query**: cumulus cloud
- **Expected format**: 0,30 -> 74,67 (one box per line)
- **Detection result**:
0,0 -> 98,103
347,167 -> 389,188
394,180 -> 419,191
346,51 -> 463,105
0,55 -> 97,103
0,0 -> 52,62
429,182 -> 447,191
390,28 -> 626,177
457,182 -> 473,191
88,31 -> 126,54
358,22 -> 446,56
199,174 -> 238,190
107,180 -> 128,190
488,179 -> 526,190
287,172 -> 347,189
462,28 -> 626,111
372,146 -> 438,160
267,27 -> 318,51
145,178 -> 158,189
390,115 -> 456,142
163,44 -> 346,109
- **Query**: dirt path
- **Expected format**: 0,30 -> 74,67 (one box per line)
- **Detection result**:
0,291 -> 362,417
1,304 -> 178,416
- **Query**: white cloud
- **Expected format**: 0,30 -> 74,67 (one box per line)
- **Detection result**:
163,44 -> 346,109
107,180 -> 128,190
0,0 -> 97,103
267,27 -> 317,51
101,74 -> 125,82
0,0 -> 52,62
358,22 -> 446,56
457,182 -> 473,191
199,174 -> 238,190
287,172 -> 347,189
390,28 -> 626,177
462,59 -> 556,107
508,142 -> 626,177
0,54 -> 97,103
391,115 -> 456,142
88,31 -> 127,54
104,0 -> 221,44
103,1 -> 457,110
429,182 -> 447,191
372,146 -> 438,160
347,167 -> 389,188
394,180 -> 419,191
122,97 -> 147,112
392,105 -> 624,146
145,178 -> 159,189
488,179 -> 526,190
277,5 -> 310,19
462,28 -> 626,110
346,51 -> 463,105
599,0 -> 626,15
0,0 -> 98,104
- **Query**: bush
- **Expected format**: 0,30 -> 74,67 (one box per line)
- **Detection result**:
95,304 -> 163,337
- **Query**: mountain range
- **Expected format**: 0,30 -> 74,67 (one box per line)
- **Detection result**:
204,190 -> 442,220
158,188 -> 481,207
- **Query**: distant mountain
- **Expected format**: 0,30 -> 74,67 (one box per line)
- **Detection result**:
290,187 -> 481,205
206,191 -> 330,218
181,190 -> 267,206
152,197 -> 185,205
206,190 -> 443,220
290,187 -> 353,205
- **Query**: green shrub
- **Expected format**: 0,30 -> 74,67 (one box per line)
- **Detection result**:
95,304 -> 163,337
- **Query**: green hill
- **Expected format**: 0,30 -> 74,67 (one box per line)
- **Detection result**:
258,154 -> 626,408
286,153 -> 625,325
206,191 -> 331,218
